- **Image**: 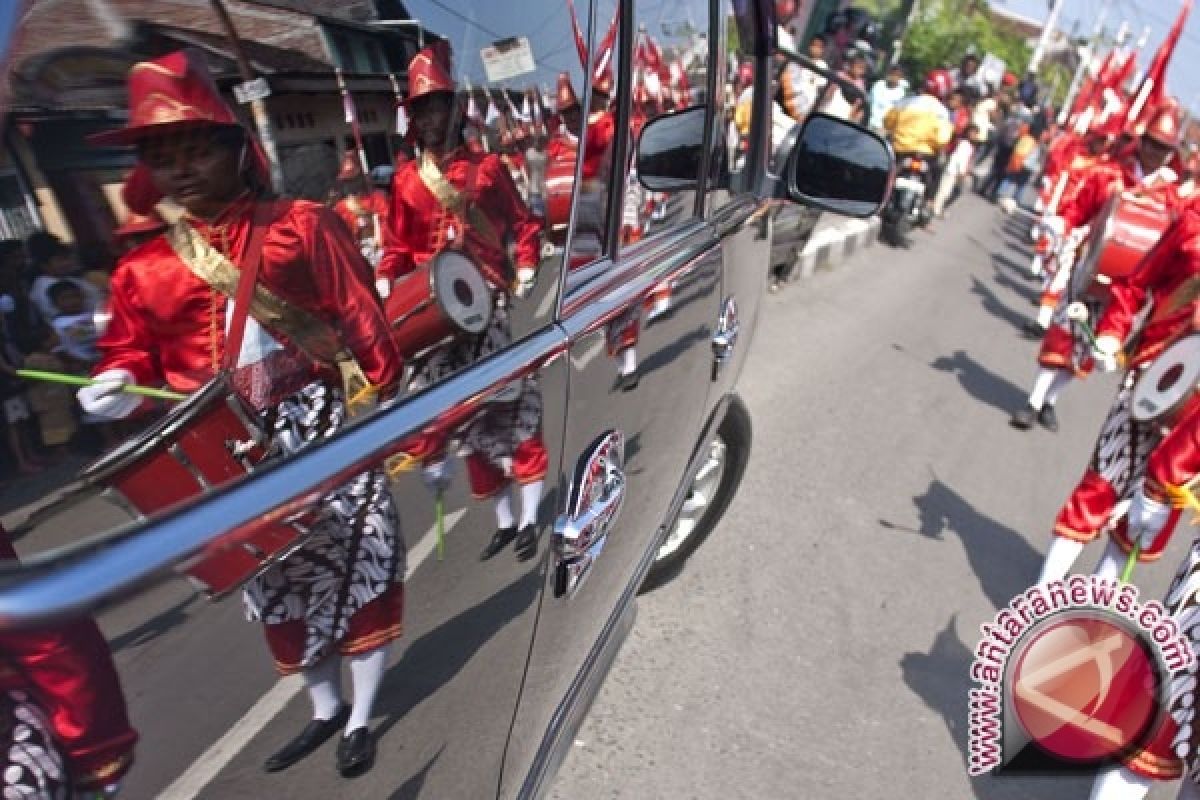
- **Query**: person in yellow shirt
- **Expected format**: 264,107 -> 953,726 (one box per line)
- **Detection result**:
883,70 -> 954,156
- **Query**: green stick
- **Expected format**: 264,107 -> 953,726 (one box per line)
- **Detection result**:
1121,542 -> 1140,584
16,369 -> 186,401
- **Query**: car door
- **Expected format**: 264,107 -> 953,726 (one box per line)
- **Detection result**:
0,3 -> 594,799
501,0 -> 726,793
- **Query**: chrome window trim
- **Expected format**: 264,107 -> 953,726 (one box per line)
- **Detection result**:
0,326 -> 570,628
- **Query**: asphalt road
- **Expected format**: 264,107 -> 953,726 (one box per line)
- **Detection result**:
550,194 -> 1191,800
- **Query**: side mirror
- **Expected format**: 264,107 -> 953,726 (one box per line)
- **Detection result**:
637,105 -> 707,191
784,112 -> 894,219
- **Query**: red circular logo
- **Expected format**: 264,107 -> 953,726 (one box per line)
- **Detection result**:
1011,615 -> 1160,763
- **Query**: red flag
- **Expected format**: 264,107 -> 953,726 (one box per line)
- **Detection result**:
1127,0 -> 1192,128
567,0 -> 589,69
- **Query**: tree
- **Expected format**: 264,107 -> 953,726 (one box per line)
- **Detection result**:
897,0 -> 1030,88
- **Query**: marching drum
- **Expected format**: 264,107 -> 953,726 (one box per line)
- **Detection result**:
1072,193 -> 1170,299
81,376 -> 311,597
387,250 -> 492,358
544,153 -> 578,245
1131,335 -> 1200,428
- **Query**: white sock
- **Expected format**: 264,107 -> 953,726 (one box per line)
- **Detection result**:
1093,538 -> 1127,581
1036,303 -> 1055,327
1088,765 -> 1153,800
345,646 -> 388,733
1028,368 -> 1060,410
1043,369 -> 1073,408
620,347 -> 637,376
303,655 -> 343,721
519,480 -> 543,528
1039,536 -> 1086,583
494,488 -> 515,529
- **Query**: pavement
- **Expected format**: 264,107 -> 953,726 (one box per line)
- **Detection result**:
549,193 -> 1189,800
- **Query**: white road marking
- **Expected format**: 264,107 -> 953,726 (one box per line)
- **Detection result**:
158,508 -> 467,800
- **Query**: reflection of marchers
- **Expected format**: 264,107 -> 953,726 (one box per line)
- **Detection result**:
967,577 -> 1192,778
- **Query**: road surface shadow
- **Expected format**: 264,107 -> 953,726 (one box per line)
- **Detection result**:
968,276 -> 1035,334
880,476 -> 1041,609
901,616 -> 1094,799
370,569 -> 542,740
991,263 -> 1040,306
990,251 -> 1037,285
109,593 -> 199,653
386,745 -> 444,800
930,349 -> 1028,418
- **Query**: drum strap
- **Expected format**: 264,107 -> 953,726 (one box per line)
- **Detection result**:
166,207 -> 372,407
417,152 -> 506,257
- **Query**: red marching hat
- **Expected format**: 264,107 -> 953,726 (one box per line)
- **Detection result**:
556,72 -> 580,112
1141,103 -> 1183,148
88,49 -> 270,213
405,43 -> 456,106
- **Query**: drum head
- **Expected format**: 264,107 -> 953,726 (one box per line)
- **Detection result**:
1132,336 -> 1200,423
432,251 -> 492,335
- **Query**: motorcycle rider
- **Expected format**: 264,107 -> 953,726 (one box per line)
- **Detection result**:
881,69 -> 954,244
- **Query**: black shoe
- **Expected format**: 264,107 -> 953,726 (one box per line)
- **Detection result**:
1021,320 -> 1045,339
1038,404 -> 1059,432
336,727 -> 375,777
616,371 -> 640,392
514,524 -> 538,561
1010,405 -> 1036,430
481,526 -> 517,561
264,707 -> 350,773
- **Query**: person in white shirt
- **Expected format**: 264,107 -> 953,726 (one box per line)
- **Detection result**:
46,281 -> 99,366
868,64 -> 908,131
24,233 -> 100,325
932,124 -> 978,218
778,34 -> 829,122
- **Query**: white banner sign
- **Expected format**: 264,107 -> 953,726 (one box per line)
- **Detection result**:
481,37 -> 535,83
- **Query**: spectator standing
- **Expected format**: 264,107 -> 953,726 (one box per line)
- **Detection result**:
970,85 -> 998,171
25,233 -> 100,326
980,99 -> 1023,199
932,124 -> 978,218
778,34 -> 829,121
868,64 -> 908,131
821,49 -> 868,122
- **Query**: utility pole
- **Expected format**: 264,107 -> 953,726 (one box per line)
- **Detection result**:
1028,0 -> 1065,74
209,0 -> 285,193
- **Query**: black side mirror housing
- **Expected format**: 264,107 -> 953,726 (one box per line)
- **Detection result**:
781,112 -> 894,218
636,105 -> 707,191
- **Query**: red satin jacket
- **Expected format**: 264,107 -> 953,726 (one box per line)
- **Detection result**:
379,148 -> 543,289
333,191 -> 389,243
1146,400 -> 1200,503
1060,151 -> 1178,229
1096,201 -> 1200,366
0,531 -> 137,790
97,196 -> 401,403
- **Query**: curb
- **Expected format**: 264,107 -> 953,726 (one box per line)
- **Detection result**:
796,215 -> 881,279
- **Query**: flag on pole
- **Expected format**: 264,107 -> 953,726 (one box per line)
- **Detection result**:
1127,0 -> 1192,130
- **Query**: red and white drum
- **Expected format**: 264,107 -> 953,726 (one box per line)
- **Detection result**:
81,376 -> 311,597
1131,335 -> 1200,428
544,153 -> 578,244
1072,193 -> 1171,299
387,250 -> 492,358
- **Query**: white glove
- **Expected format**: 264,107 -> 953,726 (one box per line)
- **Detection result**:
375,277 -> 392,299
512,267 -> 536,299
1129,489 -> 1173,549
422,458 -> 454,492
1092,334 -> 1121,373
77,369 -> 139,419
1042,215 -> 1065,237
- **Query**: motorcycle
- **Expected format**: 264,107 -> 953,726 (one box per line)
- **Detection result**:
881,152 -> 930,246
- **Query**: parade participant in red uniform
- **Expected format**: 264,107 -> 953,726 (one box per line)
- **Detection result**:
78,50 -> 404,777
1011,105 -> 1183,433
331,152 -> 389,282
0,525 -> 137,799
381,45 -> 548,561
1036,195 -> 1200,588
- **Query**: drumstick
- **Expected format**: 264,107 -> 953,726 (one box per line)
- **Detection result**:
16,369 -> 186,401
1121,543 -> 1140,583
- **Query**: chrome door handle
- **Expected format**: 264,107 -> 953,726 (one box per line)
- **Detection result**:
712,296 -> 740,378
554,430 -> 626,597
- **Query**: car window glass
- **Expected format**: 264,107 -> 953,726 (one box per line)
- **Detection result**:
713,0 -> 759,207
0,3 -> 581,796
620,0 -> 710,253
